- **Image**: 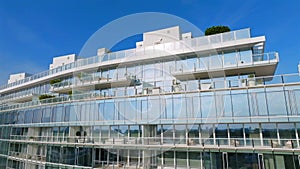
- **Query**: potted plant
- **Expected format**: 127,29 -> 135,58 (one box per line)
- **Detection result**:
29,136 -> 35,141
256,78 -> 264,86
205,26 -> 231,36
38,94 -> 55,100
241,79 -> 247,87
172,79 -> 181,92
49,79 -> 62,85
248,74 -> 256,87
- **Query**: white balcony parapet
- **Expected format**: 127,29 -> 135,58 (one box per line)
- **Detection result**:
172,52 -> 279,80
0,29 -> 255,93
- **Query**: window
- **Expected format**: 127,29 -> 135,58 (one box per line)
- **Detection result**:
223,51 -> 237,66
25,109 -> 33,123
244,123 -> 260,146
239,49 -> 252,64
148,97 -> 161,121
92,126 -> 100,143
267,91 -> 287,115
103,101 -> 115,121
173,96 -> 186,120
141,99 -> 148,120
129,125 -> 141,138
163,151 -> 174,167
89,102 -> 99,122
163,125 -> 173,144
80,103 -> 91,122
215,124 -> 228,145
231,91 -> 249,117
65,104 -> 79,122
174,125 -> 186,144
176,151 -> 187,167
278,123 -> 296,147
192,96 -> 201,118
143,64 -> 155,79
42,107 -> 52,123
164,98 -> 173,119
52,106 -> 64,122
201,92 -> 216,119
32,108 -> 42,123
189,152 -> 201,168
249,90 -> 268,116
209,53 -> 223,69
262,123 -> 278,146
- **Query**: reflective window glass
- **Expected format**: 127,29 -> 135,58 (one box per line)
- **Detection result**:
148,98 -> 161,121
244,123 -> 260,146
201,93 -> 216,119
42,107 -> 51,123
129,125 -> 140,138
176,151 -> 187,167
201,124 -> 214,145
32,108 -> 41,123
17,111 -> 25,124
192,96 -> 201,118
173,96 -> 186,120
103,101 -> 115,121
267,91 -> 287,115
52,106 -> 64,122
249,91 -> 268,116
80,103 -> 90,122
232,93 -> 249,117
174,125 -> 186,144
223,51 -> 237,66
25,110 -> 33,124
165,98 -> 173,119
239,49 -> 252,64
278,123 -> 296,139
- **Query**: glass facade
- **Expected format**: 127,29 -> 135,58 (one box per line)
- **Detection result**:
0,27 -> 299,168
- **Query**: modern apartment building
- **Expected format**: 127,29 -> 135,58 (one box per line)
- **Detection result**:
0,26 -> 300,169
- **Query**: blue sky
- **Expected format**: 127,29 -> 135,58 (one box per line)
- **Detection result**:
0,0 -> 299,84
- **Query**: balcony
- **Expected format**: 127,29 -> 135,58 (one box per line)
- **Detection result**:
8,151 -> 46,162
50,75 -> 141,94
8,135 -> 299,152
1,73 -> 300,113
0,28 -> 258,93
172,52 -> 279,80
0,93 -> 37,104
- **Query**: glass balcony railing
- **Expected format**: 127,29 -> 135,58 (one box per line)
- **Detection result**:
8,151 -> 46,162
0,73 -> 300,112
0,29 -> 251,91
0,93 -> 33,103
50,75 -> 140,92
7,135 -> 299,150
172,52 -> 278,76
0,50 -> 278,104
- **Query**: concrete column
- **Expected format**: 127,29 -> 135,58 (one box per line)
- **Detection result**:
143,125 -> 157,168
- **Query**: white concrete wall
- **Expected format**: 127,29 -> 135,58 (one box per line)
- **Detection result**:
97,48 -> 110,56
143,26 -> 181,47
182,32 -> 192,39
49,54 -> 76,69
8,72 -> 30,84
136,41 -> 143,48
